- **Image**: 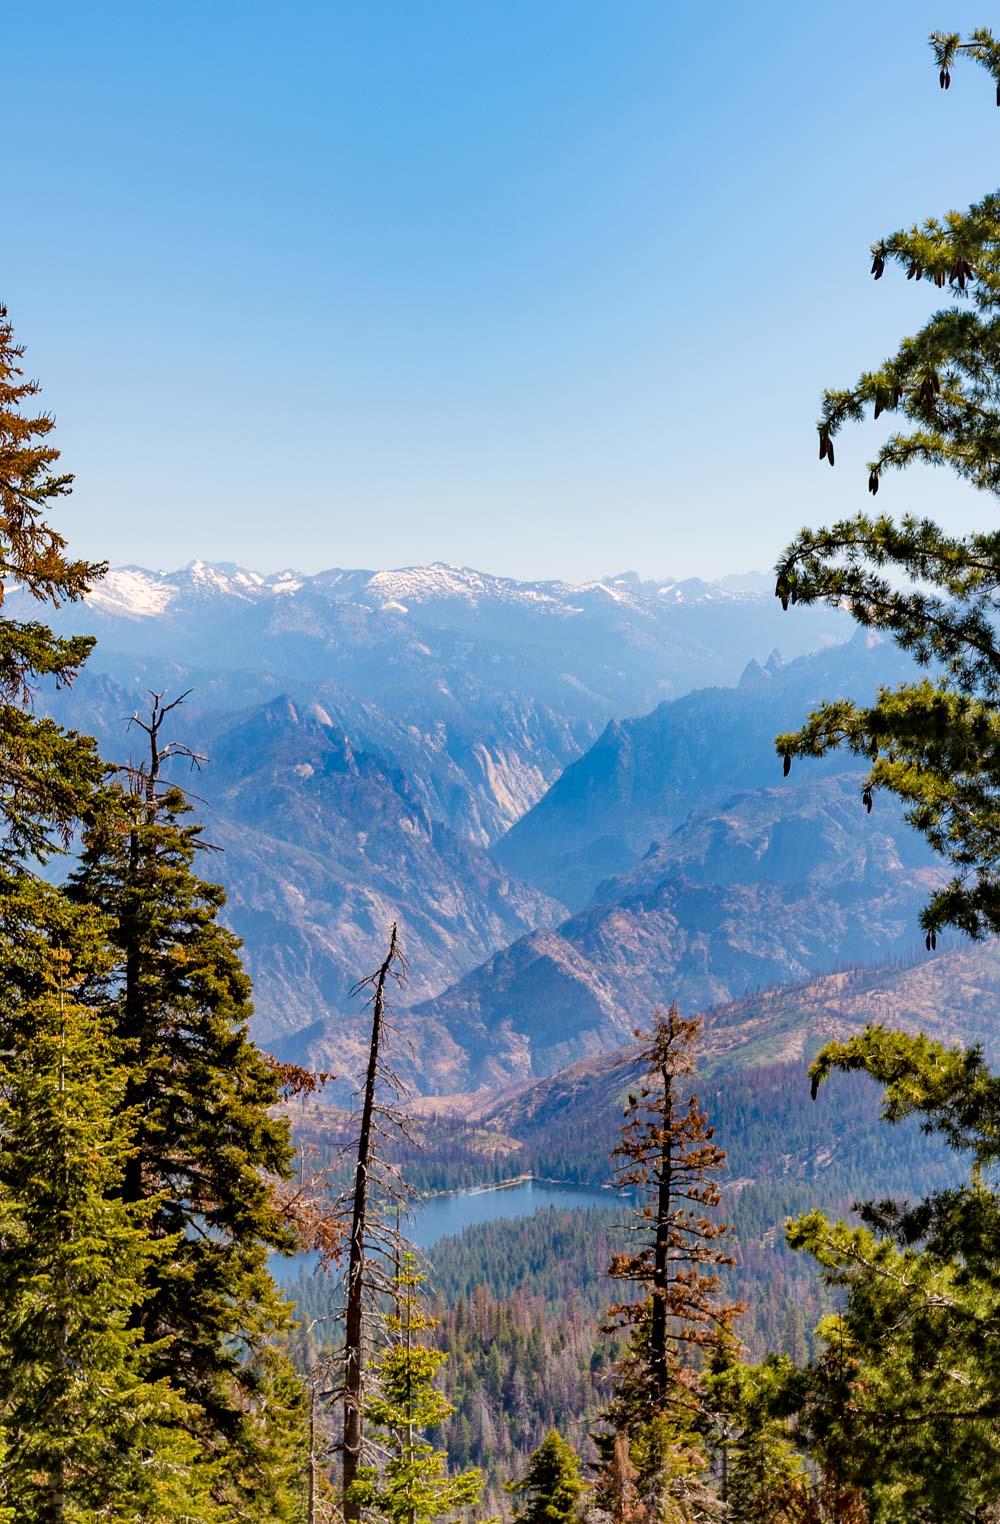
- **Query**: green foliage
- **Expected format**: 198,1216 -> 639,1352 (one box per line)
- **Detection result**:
0,939 -> 221,1520
0,306 -> 104,863
348,1256 -> 484,1524
70,783 -> 307,1508
770,1025 -> 1000,1518
773,32 -> 1000,943
506,1431 -> 585,1524
0,303 -> 308,1517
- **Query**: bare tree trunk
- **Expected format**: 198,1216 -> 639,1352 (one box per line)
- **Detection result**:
343,923 -> 400,1520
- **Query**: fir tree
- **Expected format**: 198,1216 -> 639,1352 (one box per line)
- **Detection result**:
773,29 -> 1000,945
606,1007 -> 742,1418
767,1024 -> 1000,1518
0,303 -> 104,862
507,1431 -> 585,1524
0,938 -> 220,1521
597,1007 -> 741,1524
348,1255 -> 484,1524
69,717 -> 307,1511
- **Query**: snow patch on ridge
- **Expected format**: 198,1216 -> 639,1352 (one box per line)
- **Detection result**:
87,569 -> 178,618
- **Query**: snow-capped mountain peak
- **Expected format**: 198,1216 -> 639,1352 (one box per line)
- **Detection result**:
74,559 -> 770,623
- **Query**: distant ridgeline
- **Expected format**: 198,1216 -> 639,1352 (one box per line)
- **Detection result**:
26,554 -> 961,1098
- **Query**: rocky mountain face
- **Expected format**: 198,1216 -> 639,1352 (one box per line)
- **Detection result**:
27,558 -> 958,1093
495,630 -> 917,908
282,772 -> 948,1092
449,939 -> 1000,1156
40,672 -> 565,1048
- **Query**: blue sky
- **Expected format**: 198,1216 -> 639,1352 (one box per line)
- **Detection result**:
6,2 -> 999,581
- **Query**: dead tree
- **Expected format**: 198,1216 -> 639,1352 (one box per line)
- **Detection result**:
341,921 -> 410,1519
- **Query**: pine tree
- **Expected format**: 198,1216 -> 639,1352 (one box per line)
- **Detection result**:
705,1352 -> 809,1524
0,937 -> 220,1521
606,1007 -> 742,1419
348,1255 -> 484,1524
765,1024 -> 1000,1517
69,731 -> 307,1509
507,1431 -> 585,1524
773,30 -> 1000,945
0,302 -> 104,863
597,1007 -> 741,1524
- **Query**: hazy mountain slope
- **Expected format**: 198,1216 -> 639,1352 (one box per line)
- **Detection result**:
199,696 -> 566,1041
496,630 -> 917,907
15,559 -> 850,843
371,775 -> 948,1092
464,939 -> 1000,1139
37,673 -> 566,1046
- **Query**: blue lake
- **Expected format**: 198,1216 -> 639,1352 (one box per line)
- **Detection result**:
408,1178 -> 622,1248
272,1178 -> 622,1289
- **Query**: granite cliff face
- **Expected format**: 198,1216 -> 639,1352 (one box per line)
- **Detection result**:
41,673 -> 566,1048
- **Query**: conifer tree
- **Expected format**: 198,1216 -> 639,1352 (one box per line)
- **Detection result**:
0,303 -> 104,862
507,1431 -> 585,1524
0,937 -> 220,1521
68,704 -> 308,1511
606,1007 -> 741,1417
774,29 -> 1000,945
348,1255 -> 484,1524
598,1007 -> 740,1523
764,1024 -> 1000,1517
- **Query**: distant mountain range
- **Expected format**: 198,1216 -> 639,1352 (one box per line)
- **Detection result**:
25,558 -> 968,1092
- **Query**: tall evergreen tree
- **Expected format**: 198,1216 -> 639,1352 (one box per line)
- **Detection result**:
0,303 -> 308,1517
0,302 -> 104,862
69,761 -> 308,1512
598,1007 -> 741,1524
774,29 -> 1000,946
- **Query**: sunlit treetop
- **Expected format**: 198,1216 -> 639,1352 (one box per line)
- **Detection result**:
0,305 -> 104,608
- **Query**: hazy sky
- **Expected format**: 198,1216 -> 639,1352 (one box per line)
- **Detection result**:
6,2 -> 999,581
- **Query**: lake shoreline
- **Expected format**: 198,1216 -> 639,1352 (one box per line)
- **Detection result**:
421,1174 -> 617,1200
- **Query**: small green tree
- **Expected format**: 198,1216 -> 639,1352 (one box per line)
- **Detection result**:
348,1255 -> 484,1524
507,1431 -> 585,1524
